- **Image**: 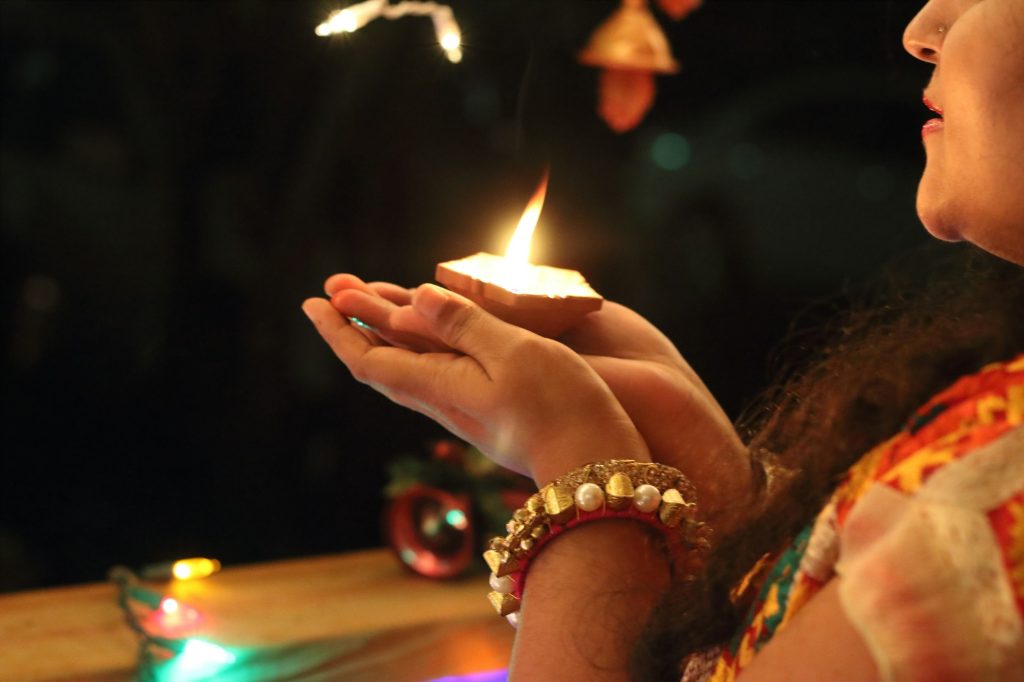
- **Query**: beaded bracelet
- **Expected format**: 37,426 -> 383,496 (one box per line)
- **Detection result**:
482,459 -> 711,627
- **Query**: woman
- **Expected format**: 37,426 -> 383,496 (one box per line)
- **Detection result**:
303,0 -> 1024,679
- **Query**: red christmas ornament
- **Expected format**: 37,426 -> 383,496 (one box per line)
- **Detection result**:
387,485 -> 475,579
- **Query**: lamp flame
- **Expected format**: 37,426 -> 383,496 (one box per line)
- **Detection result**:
504,171 -> 549,266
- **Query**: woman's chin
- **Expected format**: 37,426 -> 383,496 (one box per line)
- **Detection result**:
917,196 -> 962,242
922,220 -> 963,242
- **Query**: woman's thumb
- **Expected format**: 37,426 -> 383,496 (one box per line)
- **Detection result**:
410,284 -> 511,358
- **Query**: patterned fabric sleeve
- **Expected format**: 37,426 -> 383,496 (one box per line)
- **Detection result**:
835,427 -> 1024,682
687,354 -> 1024,682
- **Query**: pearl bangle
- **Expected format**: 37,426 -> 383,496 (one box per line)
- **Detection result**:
482,459 -> 710,626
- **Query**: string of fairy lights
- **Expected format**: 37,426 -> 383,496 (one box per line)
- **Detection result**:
109,558 -> 235,681
110,554 -> 506,681
312,0 -> 701,132
315,0 -> 464,63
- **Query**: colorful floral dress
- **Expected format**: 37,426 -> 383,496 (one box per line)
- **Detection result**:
684,354 -> 1024,682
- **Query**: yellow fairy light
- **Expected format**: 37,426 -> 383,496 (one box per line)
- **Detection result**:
171,557 -> 222,581
440,32 -> 460,51
316,0 -> 384,35
431,5 -> 462,63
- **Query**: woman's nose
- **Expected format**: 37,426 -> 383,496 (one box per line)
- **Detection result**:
903,2 -> 945,64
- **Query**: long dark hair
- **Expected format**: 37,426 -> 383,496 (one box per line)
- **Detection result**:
630,243 -> 1024,681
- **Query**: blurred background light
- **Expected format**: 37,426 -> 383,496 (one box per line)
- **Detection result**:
650,132 -> 691,171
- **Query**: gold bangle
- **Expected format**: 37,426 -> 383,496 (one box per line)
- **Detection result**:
482,459 -> 711,626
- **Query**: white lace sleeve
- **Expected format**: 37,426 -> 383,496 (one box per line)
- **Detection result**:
835,427 -> 1024,682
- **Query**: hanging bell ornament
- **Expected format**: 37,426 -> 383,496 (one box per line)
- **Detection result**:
578,0 -> 680,133
657,0 -> 703,21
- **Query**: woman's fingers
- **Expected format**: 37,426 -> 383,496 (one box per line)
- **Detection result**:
324,273 -> 413,306
331,289 -> 453,353
324,273 -> 373,297
305,297 -> 493,450
331,289 -> 395,331
303,297 -> 378,365
367,281 -> 414,306
323,274 -> 447,351
303,297 -> 486,408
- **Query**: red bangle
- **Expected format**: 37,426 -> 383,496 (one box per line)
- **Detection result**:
482,460 -> 710,627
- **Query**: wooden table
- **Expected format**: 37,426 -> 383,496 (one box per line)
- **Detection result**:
0,549 -> 514,681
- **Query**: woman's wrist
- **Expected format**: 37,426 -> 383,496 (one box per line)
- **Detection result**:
684,440 -> 761,537
527,415 -> 652,488
510,520 -> 671,681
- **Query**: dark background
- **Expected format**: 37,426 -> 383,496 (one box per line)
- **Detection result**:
1,0 -> 930,592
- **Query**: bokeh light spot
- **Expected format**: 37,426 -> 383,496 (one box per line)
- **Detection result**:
445,509 -> 468,529
651,132 -> 691,171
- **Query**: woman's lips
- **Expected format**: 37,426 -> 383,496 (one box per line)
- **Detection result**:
923,118 -> 944,137
922,95 -> 943,138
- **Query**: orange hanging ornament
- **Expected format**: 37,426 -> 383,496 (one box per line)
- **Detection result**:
595,69 -> 656,133
578,0 -> 680,133
657,0 -> 703,21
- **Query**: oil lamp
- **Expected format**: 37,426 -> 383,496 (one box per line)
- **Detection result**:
435,174 -> 603,338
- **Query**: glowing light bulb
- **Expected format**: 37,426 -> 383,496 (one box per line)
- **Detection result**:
315,10 -> 349,36
160,596 -> 202,623
440,32 -> 460,51
153,596 -> 204,633
431,6 -> 462,62
338,9 -> 359,31
171,557 -> 221,581
315,1 -> 386,36
161,638 -> 236,679
183,639 -> 235,664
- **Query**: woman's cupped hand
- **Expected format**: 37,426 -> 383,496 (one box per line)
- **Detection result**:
302,276 -> 652,487
306,274 -> 756,527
